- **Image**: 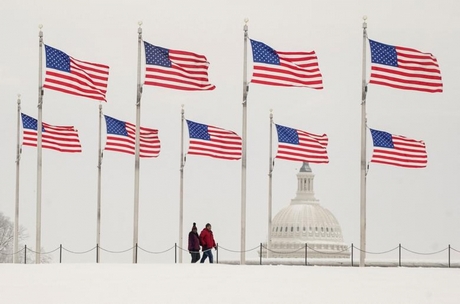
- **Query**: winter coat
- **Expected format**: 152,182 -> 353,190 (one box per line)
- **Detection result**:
188,231 -> 200,251
199,228 -> 216,250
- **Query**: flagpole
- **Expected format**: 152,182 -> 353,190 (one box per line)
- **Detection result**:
240,18 -> 249,265
14,94 -> 21,263
133,21 -> 143,264
179,105 -> 185,263
35,25 -> 44,264
267,109 -> 273,258
96,103 -> 103,263
359,16 -> 368,267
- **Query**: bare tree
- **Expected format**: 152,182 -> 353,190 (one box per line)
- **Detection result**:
0,212 -> 50,263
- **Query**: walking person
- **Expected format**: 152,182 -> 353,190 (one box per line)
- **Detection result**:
188,223 -> 201,263
200,223 -> 217,263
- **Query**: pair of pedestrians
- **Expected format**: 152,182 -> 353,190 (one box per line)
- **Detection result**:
188,223 -> 217,263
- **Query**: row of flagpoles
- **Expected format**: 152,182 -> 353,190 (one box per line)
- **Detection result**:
13,18 -> 442,265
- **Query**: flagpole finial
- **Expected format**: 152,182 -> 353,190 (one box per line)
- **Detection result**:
244,18 -> 249,24
138,21 -> 143,34
362,16 -> 367,28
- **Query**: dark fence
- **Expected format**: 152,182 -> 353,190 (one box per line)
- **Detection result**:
1,243 -> 459,267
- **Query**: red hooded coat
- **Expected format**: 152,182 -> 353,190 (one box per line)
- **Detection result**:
200,228 -> 216,250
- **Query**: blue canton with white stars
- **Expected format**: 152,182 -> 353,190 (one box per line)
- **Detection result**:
104,116 -> 128,136
144,41 -> 171,67
186,120 -> 210,140
250,39 -> 280,65
369,40 -> 398,67
45,45 -> 71,72
21,113 -> 44,131
276,124 -> 299,144
370,129 -> 394,148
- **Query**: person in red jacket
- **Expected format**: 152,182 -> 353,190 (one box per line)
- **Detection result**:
199,223 -> 217,263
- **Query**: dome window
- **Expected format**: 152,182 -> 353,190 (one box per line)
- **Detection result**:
326,227 -> 329,232
276,227 -> 278,232
285,227 -> 288,232
290,227 -> 293,232
303,226 -> 306,232
297,227 -> 299,232
321,227 -> 324,232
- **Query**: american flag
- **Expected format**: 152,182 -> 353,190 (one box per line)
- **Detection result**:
104,115 -> 160,158
21,113 -> 82,153
249,39 -> 323,89
370,129 -> 427,168
369,39 -> 443,93
275,124 -> 328,163
143,41 -> 215,91
186,120 -> 242,160
43,45 -> 110,101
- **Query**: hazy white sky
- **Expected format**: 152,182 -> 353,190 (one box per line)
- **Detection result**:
1,0 -> 459,263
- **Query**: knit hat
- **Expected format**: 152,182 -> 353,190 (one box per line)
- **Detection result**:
192,222 -> 197,231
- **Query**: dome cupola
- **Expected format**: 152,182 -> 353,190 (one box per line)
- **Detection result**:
263,162 -> 349,259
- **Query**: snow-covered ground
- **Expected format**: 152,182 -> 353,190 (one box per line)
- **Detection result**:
1,263 -> 459,303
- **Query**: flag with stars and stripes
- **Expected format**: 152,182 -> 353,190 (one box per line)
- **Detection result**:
370,129 -> 427,168
186,120 -> 242,160
21,113 -> 82,153
43,45 -> 110,101
275,124 -> 328,163
249,39 -> 323,89
369,39 -> 442,93
104,115 -> 160,158
143,41 -> 215,91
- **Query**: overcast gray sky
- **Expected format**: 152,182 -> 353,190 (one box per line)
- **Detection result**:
1,0 -> 459,263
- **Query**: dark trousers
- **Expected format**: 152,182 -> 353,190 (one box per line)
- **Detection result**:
190,252 -> 200,263
200,249 -> 213,263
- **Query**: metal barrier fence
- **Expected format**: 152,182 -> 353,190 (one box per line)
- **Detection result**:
1,243 -> 459,267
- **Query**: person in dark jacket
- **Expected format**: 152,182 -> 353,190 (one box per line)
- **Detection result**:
188,223 -> 201,263
199,223 -> 217,263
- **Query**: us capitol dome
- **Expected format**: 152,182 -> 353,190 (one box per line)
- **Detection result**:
262,162 -> 350,259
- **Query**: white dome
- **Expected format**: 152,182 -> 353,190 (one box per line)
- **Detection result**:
272,203 -> 345,242
264,162 -> 349,258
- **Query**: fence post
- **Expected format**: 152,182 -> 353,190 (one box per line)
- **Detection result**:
24,245 -> 27,264
448,244 -> 451,268
216,243 -> 219,264
398,243 -> 401,267
351,243 -> 353,267
175,243 -> 177,264
60,244 -> 62,263
259,243 -> 262,265
305,243 -> 308,266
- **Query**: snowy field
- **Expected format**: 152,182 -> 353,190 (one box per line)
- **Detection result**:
1,263 -> 460,303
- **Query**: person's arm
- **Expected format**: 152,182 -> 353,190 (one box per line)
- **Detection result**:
200,234 -> 206,249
